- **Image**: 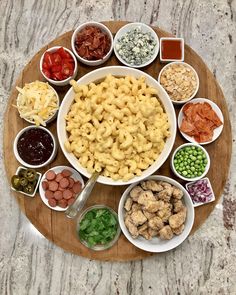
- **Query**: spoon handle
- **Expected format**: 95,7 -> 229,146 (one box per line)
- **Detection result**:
65,171 -> 100,219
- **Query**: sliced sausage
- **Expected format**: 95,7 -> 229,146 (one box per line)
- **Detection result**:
42,181 -> 49,191
45,190 -> 54,199
58,186 -> 65,192
54,190 -> 63,200
67,198 -> 75,206
58,199 -> 68,208
68,177 -> 75,188
48,181 -> 59,192
59,177 -> 70,189
46,170 -> 56,180
63,189 -> 73,200
48,198 -> 57,207
55,173 -> 64,183
62,169 -> 72,177
72,181 -> 82,194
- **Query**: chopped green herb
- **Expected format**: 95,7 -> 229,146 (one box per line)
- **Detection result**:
78,208 -> 119,248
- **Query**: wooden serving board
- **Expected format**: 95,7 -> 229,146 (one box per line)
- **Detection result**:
3,21 -> 232,261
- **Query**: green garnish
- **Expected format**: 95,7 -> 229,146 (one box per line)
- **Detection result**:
78,208 -> 118,248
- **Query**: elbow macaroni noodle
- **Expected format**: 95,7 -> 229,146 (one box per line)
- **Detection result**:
65,75 -> 170,181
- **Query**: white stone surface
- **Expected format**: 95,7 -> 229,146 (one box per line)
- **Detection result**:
0,0 -> 236,294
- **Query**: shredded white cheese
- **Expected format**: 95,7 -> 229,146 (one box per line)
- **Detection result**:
15,81 -> 59,126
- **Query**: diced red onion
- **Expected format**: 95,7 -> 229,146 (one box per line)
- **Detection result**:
187,179 -> 213,204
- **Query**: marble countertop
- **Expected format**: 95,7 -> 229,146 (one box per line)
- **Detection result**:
0,0 -> 235,294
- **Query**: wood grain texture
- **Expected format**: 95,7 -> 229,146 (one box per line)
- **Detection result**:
3,21 -> 232,261
0,1 -> 236,294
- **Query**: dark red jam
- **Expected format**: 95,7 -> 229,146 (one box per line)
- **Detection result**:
17,128 -> 54,165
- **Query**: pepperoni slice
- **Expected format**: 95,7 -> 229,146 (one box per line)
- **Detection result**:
46,170 -> 56,180
59,177 -> 70,189
72,182 -> 82,194
62,169 -> 72,177
55,173 -> 64,183
42,181 -> 49,191
48,198 -> 57,207
63,189 -> 73,200
68,177 -> 75,188
48,181 -> 59,192
45,190 -> 54,199
58,199 -> 68,208
54,190 -> 63,200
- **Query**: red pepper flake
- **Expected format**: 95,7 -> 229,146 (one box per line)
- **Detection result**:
75,26 -> 111,60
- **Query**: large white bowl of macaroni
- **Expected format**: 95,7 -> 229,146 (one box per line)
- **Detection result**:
57,66 -> 176,185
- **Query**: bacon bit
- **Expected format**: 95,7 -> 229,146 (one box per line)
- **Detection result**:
75,26 -> 111,60
180,102 -> 223,143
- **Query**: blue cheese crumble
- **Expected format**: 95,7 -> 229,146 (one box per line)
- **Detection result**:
116,27 -> 157,66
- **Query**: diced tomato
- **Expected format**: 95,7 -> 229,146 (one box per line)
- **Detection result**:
51,65 -> 62,73
52,72 -> 63,81
57,47 -> 72,59
52,53 -> 62,65
62,60 -> 74,70
42,69 -> 51,79
43,52 -> 54,68
42,61 -> 49,70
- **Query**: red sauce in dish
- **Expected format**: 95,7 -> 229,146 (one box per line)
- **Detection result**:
17,128 -> 54,165
161,39 -> 182,60
75,26 -> 111,60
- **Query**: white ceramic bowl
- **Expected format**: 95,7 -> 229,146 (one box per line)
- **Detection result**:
118,175 -> 194,253
40,46 -> 78,86
57,66 -> 177,186
13,126 -> 58,169
16,82 -> 60,125
71,22 -> 113,66
159,37 -> 184,63
171,143 -> 210,182
39,165 -> 85,211
178,98 -> 224,145
158,61 -> 199,105
11,166 -> 42,197
114,22 -> 159,68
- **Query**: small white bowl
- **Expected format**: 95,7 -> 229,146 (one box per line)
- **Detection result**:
13,126 -> 58,169
160,37 -> 184,63
16,82 -> 60,125
158,61 -> 199,105
186,177 -> 215,207
39,165 -> 84,211
11,166 -> 42,197
114,22 -> 159,68
118,175 -> 194,253
40,46 -> 78,86
71,22 -> 113,66
171,143 -> 210,182
178,98 -> 224,145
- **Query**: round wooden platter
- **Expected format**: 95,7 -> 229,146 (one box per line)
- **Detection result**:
3,21 -> 232,261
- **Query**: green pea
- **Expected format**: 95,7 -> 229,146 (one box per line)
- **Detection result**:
182,171 -> 187,176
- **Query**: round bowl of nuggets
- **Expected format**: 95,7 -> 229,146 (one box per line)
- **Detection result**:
118,175 -> 194,252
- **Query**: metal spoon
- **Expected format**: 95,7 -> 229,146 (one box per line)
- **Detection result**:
65,171 -> 100,219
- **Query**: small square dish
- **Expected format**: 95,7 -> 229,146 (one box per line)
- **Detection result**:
11,166 -> 42,197
160,37 -> 184,63
185,177 -> 215,207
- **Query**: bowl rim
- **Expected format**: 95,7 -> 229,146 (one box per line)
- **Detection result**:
39,46 -> 78,85
57,65 -> 177,186
16,81 -> 60,125
118,175 -> 195,253
76,204 -> 121,251
178,97 -> 224,145
113,22 -> 159,68
71,21 -> 114,65
13,125 -> 57,169
171,142 -> 210,182
158,61 -> 199,104
39,165 -> 85,211
159,37 -> 184,62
